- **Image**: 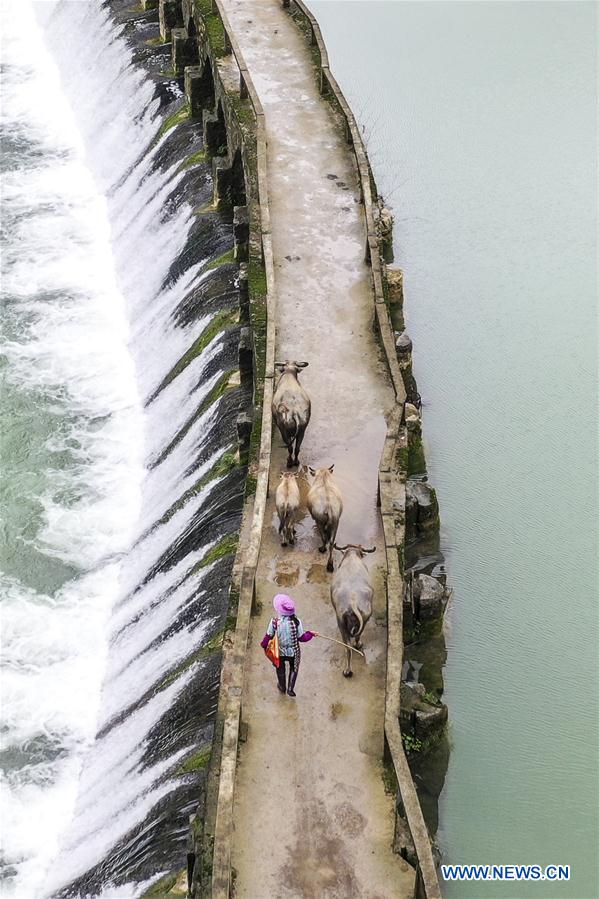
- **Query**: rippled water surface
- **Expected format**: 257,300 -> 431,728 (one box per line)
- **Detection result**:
312,2 -> 598,896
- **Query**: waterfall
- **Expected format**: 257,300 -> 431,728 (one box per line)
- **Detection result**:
0,2 -> 246,896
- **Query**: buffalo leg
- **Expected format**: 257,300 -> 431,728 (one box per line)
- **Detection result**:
327,521 -> 338,572
338,621 -> 353,677
326,542 -> 334,572
293,427 -> 305,466
317,522 -> 327,553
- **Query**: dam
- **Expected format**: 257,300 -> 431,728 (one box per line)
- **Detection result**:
1,1 -> 448,897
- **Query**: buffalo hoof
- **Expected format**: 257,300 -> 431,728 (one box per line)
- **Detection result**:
292,458 -> 300,467
326,561 -> 334,572
319,546 -> 326,554
289,536 -> 295,546
281,541 -> 287,547
286,458 -> 294,469
343,670 -> 353,678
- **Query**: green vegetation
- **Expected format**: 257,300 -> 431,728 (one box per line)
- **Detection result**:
199,367 -> 236,414
206,247 -> 235,270
141,870 -> 185,897
248,261 -> 267,298
160,103 -> 190,136
382,760 -> 398,796
396,443 -> 409,476
199,533 -> 239,569
146,35 -> 169,46
407,434 -> 427,478
156,648 -> 203,693
178,149 -> 208,172
195,0 -> 227,57
201,629 -> 225,654
153,367 -> 236,467
156,447 -> 238,528
423,691 -> 441,706
177,746 -> 211,776
155,628 -> 226,696
158,309 -> 235,394
402,733 -> 423,754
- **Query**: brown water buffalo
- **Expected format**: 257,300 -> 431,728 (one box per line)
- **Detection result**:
272,361 -> 311,468
331,544 -> 375,676
307,465 -> 343,572
275,472 -> 300,547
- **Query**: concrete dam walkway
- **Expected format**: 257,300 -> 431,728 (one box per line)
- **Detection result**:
221,2 -> 414,896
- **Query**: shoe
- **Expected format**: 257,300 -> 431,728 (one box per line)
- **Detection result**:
287,688 -> 296,697
277,683 -> 286,694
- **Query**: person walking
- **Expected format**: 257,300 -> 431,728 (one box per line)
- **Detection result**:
260,594 -> 314,697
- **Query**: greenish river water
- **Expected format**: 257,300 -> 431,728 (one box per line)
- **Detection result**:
312,2 -> 598,896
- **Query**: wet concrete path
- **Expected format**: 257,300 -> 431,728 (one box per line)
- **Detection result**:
220,1 -> 414,896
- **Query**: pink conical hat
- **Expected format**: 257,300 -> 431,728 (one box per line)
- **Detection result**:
273,594 -> 295,616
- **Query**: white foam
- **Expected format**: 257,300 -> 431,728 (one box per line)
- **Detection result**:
2,0 -> 231,895
0,4 -> 145,895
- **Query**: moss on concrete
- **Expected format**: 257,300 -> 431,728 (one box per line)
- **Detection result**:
199,367 -> 236,416
200,533 -> 239,569
195,0 -> 227,57
396,443 -> 409,477
160,103 -> 190,136
157,447 -> 239,527
408,434 -> 427,478
178,149 -> 208,172
382,759 -> 399,796
141,869 -> 187,897
158,309 -> 234,394
206,247 -> 235,270
177,746 -> 211,776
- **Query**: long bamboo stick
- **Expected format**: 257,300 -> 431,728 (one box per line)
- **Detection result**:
312,632 -> 365,658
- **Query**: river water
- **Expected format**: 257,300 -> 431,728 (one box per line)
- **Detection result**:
311,2 -> 598,897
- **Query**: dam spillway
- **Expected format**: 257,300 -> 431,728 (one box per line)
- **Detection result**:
1,1 -> 447,897
2,1 -> 249,895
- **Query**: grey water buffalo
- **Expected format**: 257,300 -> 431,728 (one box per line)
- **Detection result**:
272,361 -> 311,468
275,472 -> 300,547
331,544 -> 376,677
306,465 -> 343,572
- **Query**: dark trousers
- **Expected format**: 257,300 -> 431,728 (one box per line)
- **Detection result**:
276,655 -> 298,692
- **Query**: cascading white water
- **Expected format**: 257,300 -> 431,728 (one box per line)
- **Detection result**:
1,3 -> 145,893
1,2 -> 242,896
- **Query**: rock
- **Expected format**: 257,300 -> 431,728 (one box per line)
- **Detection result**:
414,702 -> 448,741
404,402 -> 420,422
379,205 -> 394,236
395,330 -> 412,358
404,402 -> 421,436
386,266 -> 404,305
413,573 -> 445,622
406,481 -> 439,539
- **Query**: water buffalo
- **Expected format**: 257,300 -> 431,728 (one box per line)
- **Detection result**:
275,472 -> 300,547
331,544 -> 375,676
307,465 -> 343,572
272,361 -> 311,468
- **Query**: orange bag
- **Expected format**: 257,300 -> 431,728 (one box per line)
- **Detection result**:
264,626 -> 280,668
